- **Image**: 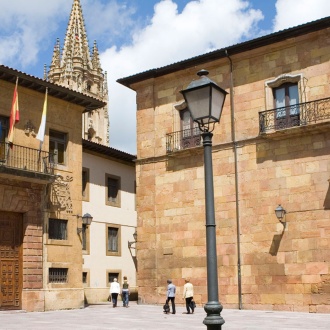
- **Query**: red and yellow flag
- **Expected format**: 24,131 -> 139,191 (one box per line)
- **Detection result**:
7,79 -> 20,144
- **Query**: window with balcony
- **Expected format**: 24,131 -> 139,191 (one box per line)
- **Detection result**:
106,174 -> 121,207
49,130 -> 67,165
274,83 -> 300,129
180,109 -> 201,149
48,218 -> 67,240
259,73 -> 305,133
106,224 -> 121,256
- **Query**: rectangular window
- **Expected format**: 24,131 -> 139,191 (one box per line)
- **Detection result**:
49,219 -> 67,240
49,268 -> 68,283
49,130 -> 67,165
108,272 -> 119,285
106,174 -> 121,207
180,109 -> 201,150
0,116 -> 9,161
106,225 -> 121,256
274,83 -> 300,128
108,227 -> 118,252
82,168 -> 89,201
82,224 -> 87,251
82,272 -> 87,284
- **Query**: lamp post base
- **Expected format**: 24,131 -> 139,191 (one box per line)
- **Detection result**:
203,301 -> 225,329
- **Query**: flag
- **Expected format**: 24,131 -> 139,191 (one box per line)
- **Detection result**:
36,89 -> 48,143
7,79 -> 20,144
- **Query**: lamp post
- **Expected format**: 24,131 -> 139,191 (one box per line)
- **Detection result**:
181,70 -> 228,329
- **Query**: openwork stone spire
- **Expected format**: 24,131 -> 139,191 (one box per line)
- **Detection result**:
47,0 -> 109,145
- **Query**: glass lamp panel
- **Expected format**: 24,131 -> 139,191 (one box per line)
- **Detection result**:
183,85 -> 211,122
210,86 -> 226,123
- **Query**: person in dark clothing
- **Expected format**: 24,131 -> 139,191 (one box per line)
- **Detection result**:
166,279 -> 176,314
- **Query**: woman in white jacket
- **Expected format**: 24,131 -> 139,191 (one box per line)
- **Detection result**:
109,278 -> 120,307
182,278 -> 194,314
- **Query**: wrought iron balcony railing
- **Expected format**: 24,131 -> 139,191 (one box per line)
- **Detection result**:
166,128 -> 202,154
259,97 -> 330,134
0,141 -> 55,175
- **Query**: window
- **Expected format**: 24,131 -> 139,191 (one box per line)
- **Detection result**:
274,83 -> 300,128
82,270 -> 90,287
107,225 -> 121,256
180,109 -> 201,149
0,116 -> 9,161
82,168 -> 90,201
82,224 -> 87,250
106,174 -> 121,207
265,73 -> 303,131
49,130 -> 67,165
49,219 -> 67,240
108,272 -> 120,286
49,268 -> 68,283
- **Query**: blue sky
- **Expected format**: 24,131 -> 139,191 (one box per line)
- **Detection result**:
0,0 -> 329,154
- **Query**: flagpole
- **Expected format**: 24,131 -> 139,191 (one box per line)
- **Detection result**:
37,88 -> 48,172
7,77 -> 20,147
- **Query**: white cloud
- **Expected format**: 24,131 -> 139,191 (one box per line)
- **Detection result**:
273,0 -> 330,31
0,0 -> 70,68
102,0 -> 264,154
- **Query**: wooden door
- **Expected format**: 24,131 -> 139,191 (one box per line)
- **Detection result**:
0,212 -> 22,310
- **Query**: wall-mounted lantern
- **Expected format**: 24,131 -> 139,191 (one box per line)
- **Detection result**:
275,205 -> 286,223
76,213 -> 93,234
128,230 -> 137,249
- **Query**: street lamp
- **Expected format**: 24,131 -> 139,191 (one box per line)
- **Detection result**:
128,229 -> 137,249
181,69 -> 228,329
275,204 -> 286,223
76,213 -> 93,234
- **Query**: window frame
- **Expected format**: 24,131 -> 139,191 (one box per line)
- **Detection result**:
49,267 -> 68,284
82,269 -> 90,287
82,223 -> 91,254
82,167 -> 90,201
106,224 -> 121,256
106,270 -> 121,287
273,82 -> 300,128
49,129 -> 67,166
105,174 -> 121,207
0,116 -> 9,161
48,218 -> 68,241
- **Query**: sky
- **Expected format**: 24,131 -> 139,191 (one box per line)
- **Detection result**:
0,0 -> 330,155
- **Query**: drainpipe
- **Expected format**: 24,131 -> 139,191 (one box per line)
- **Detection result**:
225,50 -> 243,310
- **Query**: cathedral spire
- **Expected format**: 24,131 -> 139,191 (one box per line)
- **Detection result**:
47,0 -> 110,146
92,40 -> 102,74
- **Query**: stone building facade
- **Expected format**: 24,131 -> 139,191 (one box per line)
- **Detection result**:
0,65 -> 104,311
46,0 -> 137,305
118,17 -> 330,312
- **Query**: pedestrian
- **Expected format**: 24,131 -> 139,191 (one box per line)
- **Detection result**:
182,277 -> 194,314
166,279 -> 176,314
122,276 -> 130,307
109,278 -> 120,308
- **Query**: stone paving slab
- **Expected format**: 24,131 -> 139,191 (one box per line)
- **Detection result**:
1,303 -> 330,329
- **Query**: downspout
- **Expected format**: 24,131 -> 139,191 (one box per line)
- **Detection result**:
225,50 -> 242,310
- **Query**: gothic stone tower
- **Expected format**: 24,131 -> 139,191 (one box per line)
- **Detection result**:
46,0 -> 109,146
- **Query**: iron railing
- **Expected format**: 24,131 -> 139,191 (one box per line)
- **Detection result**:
259,97 -> 330,133
0,141 -> 54,175
166,128 -> 202,154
